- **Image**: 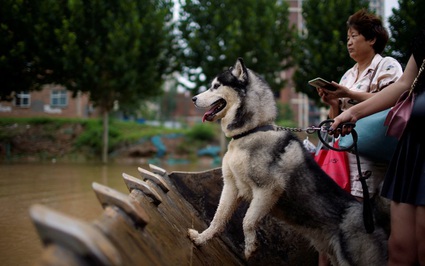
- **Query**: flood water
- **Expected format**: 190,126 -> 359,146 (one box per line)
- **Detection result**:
0,161 -> 212,266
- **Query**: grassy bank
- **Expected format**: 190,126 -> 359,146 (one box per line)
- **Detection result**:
0,117 -> 221,163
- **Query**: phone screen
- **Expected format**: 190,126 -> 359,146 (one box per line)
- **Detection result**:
308,78 -> 336,91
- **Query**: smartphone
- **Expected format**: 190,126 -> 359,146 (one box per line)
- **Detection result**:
308,77 -> 336,91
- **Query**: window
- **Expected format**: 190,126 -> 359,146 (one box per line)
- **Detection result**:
50,89 -> 68,107
15,91 -> 31,107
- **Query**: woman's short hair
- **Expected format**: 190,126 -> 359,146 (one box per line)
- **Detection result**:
347,9 -> 389,54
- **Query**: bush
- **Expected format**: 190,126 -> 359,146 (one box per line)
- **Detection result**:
0,117 -> 221,161
74,120 -> 104,153
186,123 -> 218,142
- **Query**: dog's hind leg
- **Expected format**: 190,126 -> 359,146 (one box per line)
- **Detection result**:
188,178 -> 239,245
242,189 -> 280,259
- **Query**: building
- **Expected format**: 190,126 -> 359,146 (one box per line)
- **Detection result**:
0,84 -> 97,118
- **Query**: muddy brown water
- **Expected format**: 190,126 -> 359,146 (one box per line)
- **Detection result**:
0,161 -> 210,266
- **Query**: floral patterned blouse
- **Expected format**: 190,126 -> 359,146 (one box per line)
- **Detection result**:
339,53 -> 403,111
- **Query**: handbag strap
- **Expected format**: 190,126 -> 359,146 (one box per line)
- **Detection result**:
409,58 -> 425,96
368,58 -> 383,92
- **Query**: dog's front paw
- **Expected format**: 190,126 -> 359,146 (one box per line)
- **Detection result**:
187,228 -> 205,245
244,240 -> 258,260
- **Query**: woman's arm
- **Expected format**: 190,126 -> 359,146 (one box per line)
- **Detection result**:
331,85 -> 377,102
331,55 -> 419,130
327,57 -> 404,105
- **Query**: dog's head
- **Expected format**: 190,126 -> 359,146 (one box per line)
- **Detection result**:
192,58 -> 276,136
192,58 -> 247,122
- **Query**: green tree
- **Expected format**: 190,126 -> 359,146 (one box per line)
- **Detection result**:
0,0 -> 47,101
292,0 -> 369,105
55,1 -> 176,162
177,0 -> 296,94
387,0 -> 425,67
0,0 -> 177,163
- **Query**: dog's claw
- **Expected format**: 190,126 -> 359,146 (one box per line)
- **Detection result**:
188,228 -> 202,245
244,242 -> 257,260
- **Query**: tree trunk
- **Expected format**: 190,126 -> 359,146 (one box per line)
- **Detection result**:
102,110 -> 109,164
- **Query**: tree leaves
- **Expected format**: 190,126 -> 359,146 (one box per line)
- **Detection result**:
0,0 -> 177,109
292,0 -> 369,105
387,0 -> 425,67
177,0 -> 296,94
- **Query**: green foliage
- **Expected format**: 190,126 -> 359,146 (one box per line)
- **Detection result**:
21,117 -> 58,125
186,123 -> 218,142
292,0 -> 369,106
112,120 -> 184,143
0,0 -> 43,101
275,101 -> 297,128
276,102 -> 293,121
49,1 -> 177,111
0,118 -> 187,156
75,120 -> 122,154
178,0 -> 296,94
74,119 -> 186,153
0,117 -> 85,126
0,0 -> 178,110
0,0 -> 179,162
387,0 -> 425,67
74,120 -> 104,153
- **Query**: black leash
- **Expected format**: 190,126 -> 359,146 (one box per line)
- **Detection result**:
317,119 -> 375,234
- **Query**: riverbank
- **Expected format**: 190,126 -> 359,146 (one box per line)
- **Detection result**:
0,117 -> 221,164
0,117 -> 318,166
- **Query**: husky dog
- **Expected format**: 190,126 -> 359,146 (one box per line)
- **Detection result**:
188,58 -> 388,265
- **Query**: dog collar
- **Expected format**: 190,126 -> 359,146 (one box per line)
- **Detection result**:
232,125 -> 275,140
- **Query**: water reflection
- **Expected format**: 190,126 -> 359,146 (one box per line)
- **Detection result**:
0,161 -> 212,266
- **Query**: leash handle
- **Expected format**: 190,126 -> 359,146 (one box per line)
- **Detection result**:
316,119 -> 357,152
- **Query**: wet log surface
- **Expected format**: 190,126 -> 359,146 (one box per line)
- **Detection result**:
30,165 -> 317,266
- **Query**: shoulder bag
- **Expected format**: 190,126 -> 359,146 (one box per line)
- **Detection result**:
384,59 -> 425,139
340,60 -> 398,162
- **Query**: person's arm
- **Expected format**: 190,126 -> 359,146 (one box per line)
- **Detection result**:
329,84 -> 377,102
327,57 -> 404,105
322,82 -> 392,119
331,55 -> 419,131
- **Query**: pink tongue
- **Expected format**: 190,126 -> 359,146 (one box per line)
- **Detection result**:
202,110 -> 214,122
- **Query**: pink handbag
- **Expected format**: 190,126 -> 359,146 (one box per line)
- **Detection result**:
384,89 -> 415,140
384,59 -> 425,139
314,141 -> 350,193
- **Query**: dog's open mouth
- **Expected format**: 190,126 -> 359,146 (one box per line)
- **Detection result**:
202,99 -> 226,122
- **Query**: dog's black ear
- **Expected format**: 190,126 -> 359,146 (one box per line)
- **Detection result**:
231,57 -> 248,82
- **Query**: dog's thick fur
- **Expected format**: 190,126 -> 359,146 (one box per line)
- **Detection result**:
188,58 -> 388,265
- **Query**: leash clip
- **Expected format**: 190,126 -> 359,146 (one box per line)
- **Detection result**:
305,125 -> 330,134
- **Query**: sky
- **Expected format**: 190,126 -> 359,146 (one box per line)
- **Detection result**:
385,0 -> 399,22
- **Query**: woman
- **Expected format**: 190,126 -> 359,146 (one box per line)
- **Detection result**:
316,9 -> 403,266
316,9 -> 402,201
330,28 -> 425,265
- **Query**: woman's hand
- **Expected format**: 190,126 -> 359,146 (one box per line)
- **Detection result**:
317,87 -> 339,106
317,82 -> 350,104
326,82 -> 351,98
330,109 -> 357,137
